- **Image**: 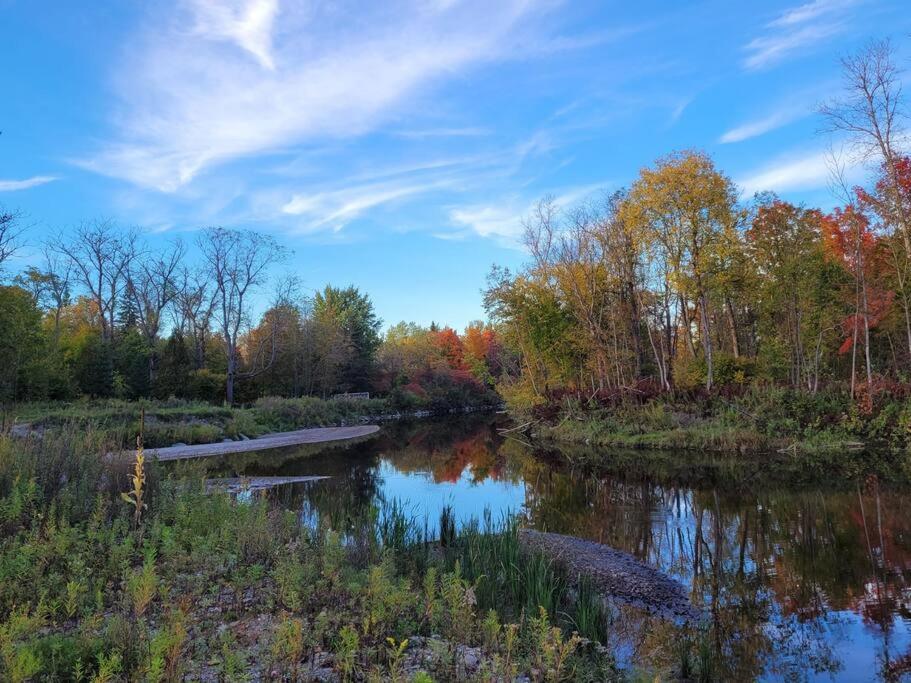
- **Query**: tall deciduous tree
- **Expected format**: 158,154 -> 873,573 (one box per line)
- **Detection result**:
125,239 -> 185,383
52,220 -> 137,343
625,150 -> 742,390
313,285 -> 381,392
822,39 -> 910,355
198,227 -> 286,404
0,206 -> 24,274
176,266 -> 217,370
747,195 -> 841,390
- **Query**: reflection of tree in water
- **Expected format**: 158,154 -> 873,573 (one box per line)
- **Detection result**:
260,450 -> 383,536
379,416 -> 524,485
508,438 -> 911,681
200,417 -> 911,679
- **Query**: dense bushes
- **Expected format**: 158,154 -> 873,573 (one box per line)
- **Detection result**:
389,368 -> 501,413
538,385 -> 911,455
7,393 -> 499,449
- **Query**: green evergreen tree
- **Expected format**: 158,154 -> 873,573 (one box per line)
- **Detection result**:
154,330 -> 192,399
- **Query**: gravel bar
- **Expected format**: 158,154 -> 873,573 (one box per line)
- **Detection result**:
519,528 -> 701,622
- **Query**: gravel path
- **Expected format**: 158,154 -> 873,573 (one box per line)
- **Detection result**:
519,529 -> 701,622
143,425 -> 380,461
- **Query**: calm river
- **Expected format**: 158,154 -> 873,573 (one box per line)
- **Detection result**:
203,415 -> 911,681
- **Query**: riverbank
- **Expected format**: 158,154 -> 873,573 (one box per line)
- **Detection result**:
4,394 -> 499,449
1,427 -> 682,681
519,386 -> 911,462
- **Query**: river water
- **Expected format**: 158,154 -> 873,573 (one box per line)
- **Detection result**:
204,415 -> 911,681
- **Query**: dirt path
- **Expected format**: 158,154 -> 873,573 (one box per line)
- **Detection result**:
519,529 -> 701,622
143,425 -> 380,461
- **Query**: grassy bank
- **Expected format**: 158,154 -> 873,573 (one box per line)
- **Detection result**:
3,393 -> 499,449
0,426 -> 716,681
525,386 -> 911,462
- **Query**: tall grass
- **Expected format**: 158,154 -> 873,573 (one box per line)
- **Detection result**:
0,424 -> 629,680
427,507 -> 612,644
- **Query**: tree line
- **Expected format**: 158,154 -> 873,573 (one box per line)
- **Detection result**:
484,40 -> 911,409
0,219 -> 505,407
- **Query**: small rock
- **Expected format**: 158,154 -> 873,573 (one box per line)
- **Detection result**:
10,423 -> 32,438
462,648 -> 480,669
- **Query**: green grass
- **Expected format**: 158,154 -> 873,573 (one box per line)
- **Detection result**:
3,396 -> 397,449
538,386 -> 911,460
0,426 -> 632,681
6,394 -> 500,449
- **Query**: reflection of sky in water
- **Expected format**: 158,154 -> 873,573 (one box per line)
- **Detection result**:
216,418 -> 911,681
368,458 -> 911,681
374,460 -> 526,532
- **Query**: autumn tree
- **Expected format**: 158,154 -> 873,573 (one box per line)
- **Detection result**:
822,205 -> 891,396
625,150 -> 743,390
462,321 -> 502,384
747,195 -> 842,390
484,266 -> 582,401
822,40 -> 910,356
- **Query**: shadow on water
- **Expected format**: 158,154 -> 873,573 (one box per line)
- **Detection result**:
180,414 -> 911,681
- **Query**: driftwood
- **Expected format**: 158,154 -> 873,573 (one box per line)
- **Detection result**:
497,420 -> 537,435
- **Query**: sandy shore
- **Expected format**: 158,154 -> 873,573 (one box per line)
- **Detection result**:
142,425 -> 380,461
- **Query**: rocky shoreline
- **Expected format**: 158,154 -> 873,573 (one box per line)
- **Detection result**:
519,529 -> 700,623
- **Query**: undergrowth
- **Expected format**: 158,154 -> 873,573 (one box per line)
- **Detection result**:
0,426 -> 701,681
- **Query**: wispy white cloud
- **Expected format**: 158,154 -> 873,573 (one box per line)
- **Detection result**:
266,149 -> 513,231
447,183 -> 607,247
393,127 -> 491,140
668,97 -> 692,126
768,0 -> 847,27
80,0 -> 557,192
720,106 -> 805,144
738,151 -> 830,195
282,179 -> 454,231
187,0 -> 279,69
450,203 -> 525,242
736,148 -> 865,196
743,0 -> 857,70
0,175 -> 57,192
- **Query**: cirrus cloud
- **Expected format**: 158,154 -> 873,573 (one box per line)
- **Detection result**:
0,175 -> 58,192
743,0 -> 859,70
79,0 -> 557,192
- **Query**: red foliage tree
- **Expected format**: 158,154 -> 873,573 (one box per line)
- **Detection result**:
431,327 -> 466,370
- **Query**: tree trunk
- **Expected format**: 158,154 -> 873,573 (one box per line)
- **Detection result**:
226,347 -> 236,405
725,297 -> 740,358
699,293 -> 713,391
680,295 -> 698,358
627,281 -> 644,379
861,277 -> 874,389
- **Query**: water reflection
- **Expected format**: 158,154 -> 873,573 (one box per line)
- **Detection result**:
207,416 -> 911,681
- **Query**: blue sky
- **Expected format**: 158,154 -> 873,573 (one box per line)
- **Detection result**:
2,0 -> 910,330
